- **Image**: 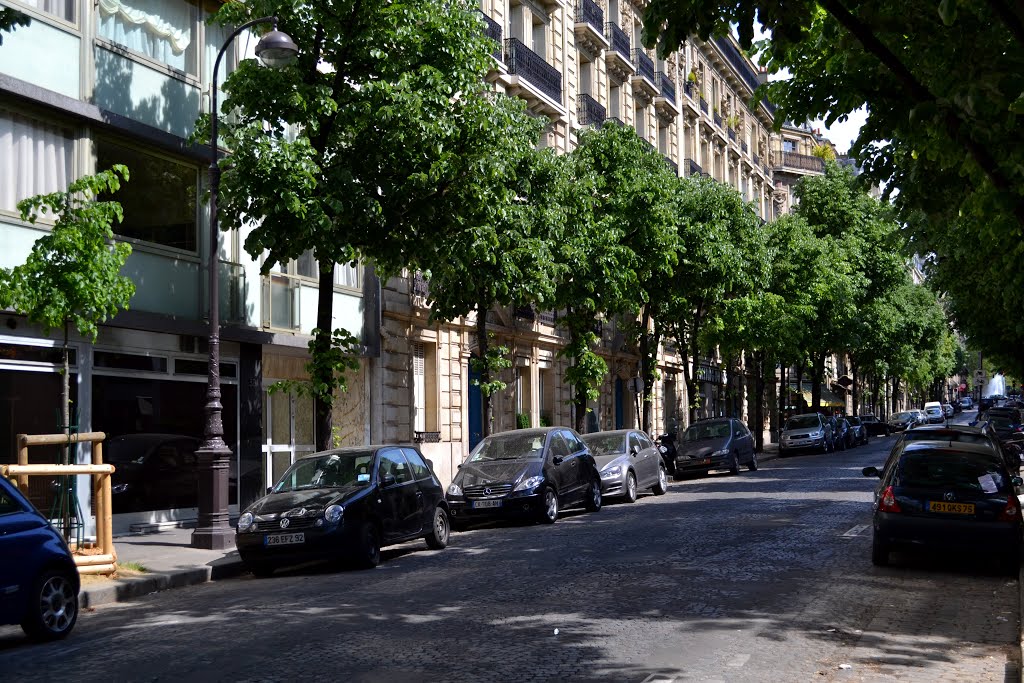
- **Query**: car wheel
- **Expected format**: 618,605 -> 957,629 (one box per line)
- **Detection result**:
729,451 -> 740,475
871,536 -> 890,567
425,506 -> 450,550
20,569 -> 78,641
585,478 -> 602,512
653,466 -> 668,495
624,472 -> 638,503
355,522 -> 381,569
538,486 -> 559,524
747,451 -> 758,471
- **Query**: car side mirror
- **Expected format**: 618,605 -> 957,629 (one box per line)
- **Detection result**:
266,486 -> 273,495
457,463 -> 462,469
382,474 -> 397,488
862,466 -> 880,478
630,445 -> 640,456
553,456 -> 564,466
1013,476 -> 1023,487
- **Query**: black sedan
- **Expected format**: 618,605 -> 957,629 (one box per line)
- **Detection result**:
235,446 -> 449,575
445,428 -> 602,526
863,439 -> 1023,573
848,417 -> 870,446
674,418 -> 757,477
887,411 -> 917,433
857,414 -> 890,437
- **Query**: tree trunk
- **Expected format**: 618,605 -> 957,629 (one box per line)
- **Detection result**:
891,376 -> 900,414
779,362 -> 788,427
476,305 -> 494,438
679,335 -> 697,427
639,305 -> 657,434
753,350 -> 765,452
851,361 -> 859,416
811,353 -> 824,412
871,375 -> 882,419
313,265 -> 335,451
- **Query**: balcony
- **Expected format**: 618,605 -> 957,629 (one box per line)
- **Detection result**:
538,310 -> 557,326
684,158 -> 704,176
412,271 -> 430,299
713,110 -> 723,127
683,81 -> 695,99
714,36 -> 761,96
577,93 -> 606,126
631,49 -> 659,98
699,96 -> 708,114
778,151 -> 826,174
727,128 -> 736,142
656,72 -> 676,103
503,38 -> 563,111
753,152 -> 760,167
606,116 -> 625,127
574,0 -> 608,53
480,12 -> 502,62
654,71 -> 680,119
604,23 -> 635,78
741,141 -> 748,154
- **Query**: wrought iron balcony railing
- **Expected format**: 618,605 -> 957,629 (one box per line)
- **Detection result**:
577,93 -> 606,126
412,271 -> 430,298
714,36 -> 761,95
741,141 -> 748,153
779,151 -> 826,173
656,72 -> 675,102
505,38 -> 562,104
604,23 -> 630,61
664,157 -> 678,175
683,81 -> 695,99
633,48 -> 655,84
575,0 -> 603,34
538,310 -> 557,326
685,158 -> 703,176
753,152 -> 761,167
699,96 -> 708,114
480,12 -> 502,61
713,111 -> 723,127
727,128 -> 736,141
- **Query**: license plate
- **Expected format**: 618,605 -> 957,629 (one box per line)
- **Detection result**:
472,499 -> 502,509
929,501 -> 975,515
265,533 -> 305,546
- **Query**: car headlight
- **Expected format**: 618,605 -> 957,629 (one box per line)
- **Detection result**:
601,465 -> 623,479
324,504 -> 344,524
237,512 -> 254,533
810,431 -> 823,438
447,482 -> 463,497
514,475 -> 544,492
712,449 -> 730,457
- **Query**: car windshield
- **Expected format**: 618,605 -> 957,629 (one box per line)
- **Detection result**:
785,415 -> 820,430
894,412 -> 912,421
849,417 -> 862,426
896,450 -> 1010,493
683,422 -> 731,441
581,434 -> 626,456
468,433 -> 546,462
273,451 -> 375,492
988,416 -> 1015,429
926,407 -> 942,415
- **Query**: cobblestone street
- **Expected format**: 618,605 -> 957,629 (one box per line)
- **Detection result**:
1,435 -> 1018,682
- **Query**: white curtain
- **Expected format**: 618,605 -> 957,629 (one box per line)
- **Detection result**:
97,0 -> 194,72
16,0 -> 74,22
0,111 -> 74,213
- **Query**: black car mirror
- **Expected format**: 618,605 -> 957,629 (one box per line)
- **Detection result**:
382,474 -> 397,488
552,456 -> 564,466
266,486 -> 273,495
862,466 -> 880,478
1013,476 -> 1023,487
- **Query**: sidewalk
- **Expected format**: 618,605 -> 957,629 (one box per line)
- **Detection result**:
79,527 -> 245,608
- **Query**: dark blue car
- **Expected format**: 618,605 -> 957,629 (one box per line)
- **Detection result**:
0,476 -> 80,640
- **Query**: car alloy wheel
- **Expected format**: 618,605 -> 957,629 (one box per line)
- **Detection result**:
21,570 -> 78,640
540,487 -> 559,524
357,522 -> 381,568
729,451 -> 740,475
586,479 -> 602,512
625,472 -> 638,503
747,451 -> 758,471
425,506 -> 450,550
653,466 -> 668,495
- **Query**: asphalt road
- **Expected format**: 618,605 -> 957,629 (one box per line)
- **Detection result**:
1,426 -> 1019,682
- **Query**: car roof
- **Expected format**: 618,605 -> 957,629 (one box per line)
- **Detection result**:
581,429 -> 633,437
901,440 -> 996,457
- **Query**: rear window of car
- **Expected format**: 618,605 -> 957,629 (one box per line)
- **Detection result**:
785,415 -> 820,430
896,450 -> 1011,493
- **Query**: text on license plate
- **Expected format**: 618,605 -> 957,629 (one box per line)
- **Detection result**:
265,533 -> 305,546
929,501 -> 975,514
472,500 -> 502,509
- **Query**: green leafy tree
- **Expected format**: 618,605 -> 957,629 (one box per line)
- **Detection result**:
0,167 -> 135,445
212,0 -> 533,449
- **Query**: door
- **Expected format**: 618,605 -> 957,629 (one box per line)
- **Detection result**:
468,358 -> 483,451
375,449 -> 422,541
546,432 -> 574,500
559,430 -> 589,501
0,486 -> 45,619
734,421 -> 754,461
615,378 -> 624,430
403,447 -> 442,526
630,432 -> 657,488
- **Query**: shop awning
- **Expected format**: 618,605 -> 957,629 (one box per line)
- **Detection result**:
800,387 -> 847,408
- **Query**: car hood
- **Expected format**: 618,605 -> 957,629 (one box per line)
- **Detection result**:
677,438 -> 727,458
247,486 -> 368,516
456,460 -> 538,486
594,452 -> 629,470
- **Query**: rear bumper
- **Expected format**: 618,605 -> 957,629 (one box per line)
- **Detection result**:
675,455 -> 729,472
875,513 -> 1022,552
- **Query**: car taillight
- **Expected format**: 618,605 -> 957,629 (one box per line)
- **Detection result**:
878,486 -> 901,513
999,499 -> 1020,522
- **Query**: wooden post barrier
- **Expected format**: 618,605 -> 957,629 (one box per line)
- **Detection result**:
4,432 -> 116,574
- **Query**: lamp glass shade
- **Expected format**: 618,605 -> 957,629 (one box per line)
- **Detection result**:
255,30 -> 298,68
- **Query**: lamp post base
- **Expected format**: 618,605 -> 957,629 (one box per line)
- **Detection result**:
191,446 -> 235,550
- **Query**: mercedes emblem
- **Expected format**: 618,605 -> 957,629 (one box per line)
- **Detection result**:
484,487 -> 492,496
280,517 -> 291,529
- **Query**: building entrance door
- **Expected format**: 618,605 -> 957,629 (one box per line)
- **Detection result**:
468,359 -> 483,451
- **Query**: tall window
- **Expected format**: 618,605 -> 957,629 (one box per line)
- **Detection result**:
97,0 -> 199,73
609,82 -> 621,118
783,138 -> 797,152
412,342 -> 437,433
11,0 -> 75,22
634,104 -> 646,139
0,110 -> 74,213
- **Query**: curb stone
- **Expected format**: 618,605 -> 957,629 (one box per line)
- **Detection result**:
80,556 -> 247,609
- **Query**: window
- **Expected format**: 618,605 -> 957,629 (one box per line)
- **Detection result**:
378,449 -> 412,485
412,341 -> 437,432
335,262 -> 359,289
548,432 -> 570,458
10,0 -> 75,23
634,104 -> 645,139
0,111 -> 74,213
95,139 -> 197,251
783,138 -> 797,152
628,433 -> 642,453
561,430 -> 585,453
609,82 -> 621,119
98,0 -> 199,74
402,448 -> 432,481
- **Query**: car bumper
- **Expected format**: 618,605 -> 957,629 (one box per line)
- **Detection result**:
875,513 -> 1022,552
675,455 -> 729,472
447,492 -> 543,521
235,523 -> 359,565
779,437 -> 826,452
600,474 -> 628,497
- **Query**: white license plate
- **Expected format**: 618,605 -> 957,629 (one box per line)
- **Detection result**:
472,499 -> 502,509
265,533 -> 305,546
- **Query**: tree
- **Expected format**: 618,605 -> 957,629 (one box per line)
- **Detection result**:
0,166 -> 135,448
213,0 -> 536,449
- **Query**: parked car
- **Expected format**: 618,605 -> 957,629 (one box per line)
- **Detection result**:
909,409 -> 929,426
942,404 -> 955,418
446,427 -> 602,526
888,411 -> 917,433
581,430 -> 668,502
863,439 -> 1023,573
833,417 -> 853,450
236,446 -> 450,575
858,414 -> 890,437
980,396 -> 998,413
984,406 -> 1023,424
0,475 -> 80,640
780,413 -> 833,455
896,424 -> 1020,475
848,416 -> 870,446
960,396 -> 974,409
983,414 -> 1024,443
674,418 -> 757,477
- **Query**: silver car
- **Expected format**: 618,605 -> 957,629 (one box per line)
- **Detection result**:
580,430 -> 668,503
780,413 -> 833,455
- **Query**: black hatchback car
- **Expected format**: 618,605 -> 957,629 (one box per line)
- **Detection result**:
674,418 -> 757,477
863,439 -> 1023,572
235,446 -> 449,575
445,427 -> 602,526
0,476 -> 79,640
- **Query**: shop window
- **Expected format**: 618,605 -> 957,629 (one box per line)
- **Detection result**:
9,0 -> 75,23
0,110 -> 74,213
97,0 -> 199,74
95,138 -> 198,251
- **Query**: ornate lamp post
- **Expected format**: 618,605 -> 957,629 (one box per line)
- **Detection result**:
192,17 -> 298,549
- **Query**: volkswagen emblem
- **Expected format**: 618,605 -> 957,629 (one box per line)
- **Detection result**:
280,518 -> 291,529
484,487 -> 493,496
944,492 -> 955,502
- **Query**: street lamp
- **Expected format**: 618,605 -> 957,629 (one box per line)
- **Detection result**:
192,17 -> 298,550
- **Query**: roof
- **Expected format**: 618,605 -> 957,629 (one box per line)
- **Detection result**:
901,440 -> 996,457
